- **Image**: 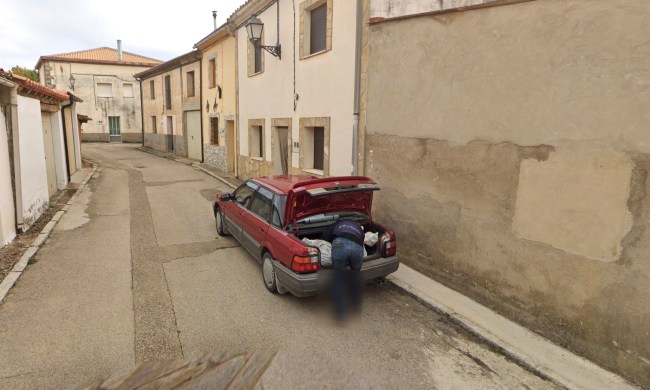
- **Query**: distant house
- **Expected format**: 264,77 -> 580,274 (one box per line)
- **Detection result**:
35,42 -> 161,143
135,51 -> 202,159
0,69 -> 81,245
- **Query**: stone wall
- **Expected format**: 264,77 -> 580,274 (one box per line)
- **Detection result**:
203,144 -> 227,171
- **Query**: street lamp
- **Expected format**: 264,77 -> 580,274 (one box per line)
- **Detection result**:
68,74 -> 76,91
245,14 -> 281,59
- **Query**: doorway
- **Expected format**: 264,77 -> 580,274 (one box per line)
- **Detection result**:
108,116 -> 121,143
41,112 -> 57,198
272,126 -> 290,175
226,120 -> 235,173
185,111 -> 201,160
166,116 -> 174,152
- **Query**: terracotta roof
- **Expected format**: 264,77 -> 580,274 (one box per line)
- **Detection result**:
134,50 -> 201,79
36,47 -> 162,69
0,69 -> 68,102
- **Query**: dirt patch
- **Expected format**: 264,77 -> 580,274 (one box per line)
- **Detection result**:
0,189 -> 75,282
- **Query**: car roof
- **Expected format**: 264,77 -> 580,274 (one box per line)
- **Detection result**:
251,175 -> 376,194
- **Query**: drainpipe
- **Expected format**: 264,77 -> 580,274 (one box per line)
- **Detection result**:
199,55 -> 204,162
60,100 -> 73,181
136,76 -> 145,146
351,0 -> 363,176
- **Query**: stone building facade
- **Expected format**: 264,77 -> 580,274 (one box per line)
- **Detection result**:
136,51 -> 202,159
36,44 -> 161,143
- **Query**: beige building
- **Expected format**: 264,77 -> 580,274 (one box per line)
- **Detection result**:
135,51 -> 202,159
363,0 -> 650,386
36,43 -> 161,143
194,22 -> 238,173
234,0 -> 365,179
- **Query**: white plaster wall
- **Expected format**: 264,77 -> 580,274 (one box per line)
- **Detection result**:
70,102 -> 82,170
237,0 -> 358,176
0,106 -> 16,245
17,95 -> 49,227
49,110 -> 68,189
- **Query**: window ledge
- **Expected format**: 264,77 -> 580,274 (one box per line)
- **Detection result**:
248,70 -> 264,78
250,156 -> 264,161
301,49 -> 328,60
302,168 -> 324,176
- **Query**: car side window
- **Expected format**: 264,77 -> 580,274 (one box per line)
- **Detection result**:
233,181 -> 258,208
249,186 -> 274,221
271,194 -> 286,228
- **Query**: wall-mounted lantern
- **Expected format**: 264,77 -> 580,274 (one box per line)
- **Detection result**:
245,14 -> 281,59
68,74 -> 76,91
213,98 -> 218,112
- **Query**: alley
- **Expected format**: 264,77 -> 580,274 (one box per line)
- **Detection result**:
0,144 -> 556,389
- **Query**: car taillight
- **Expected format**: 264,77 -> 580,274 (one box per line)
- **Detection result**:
381,233 -> 397,257
291,247 -> 320,273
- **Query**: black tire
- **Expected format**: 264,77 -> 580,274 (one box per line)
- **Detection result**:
215,208 -> 229,236
262,252 -> 278,293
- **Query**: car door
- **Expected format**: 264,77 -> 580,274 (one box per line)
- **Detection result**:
226,181 -> 258,242
240,185 -> 274,259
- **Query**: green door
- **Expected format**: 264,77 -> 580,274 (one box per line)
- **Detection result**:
108,116 -> 121,142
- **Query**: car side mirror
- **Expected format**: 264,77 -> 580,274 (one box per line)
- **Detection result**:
221,193 -> 233,201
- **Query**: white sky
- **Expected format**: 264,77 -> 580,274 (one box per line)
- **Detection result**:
0,0 -> 247,70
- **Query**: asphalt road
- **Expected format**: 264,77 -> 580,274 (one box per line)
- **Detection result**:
0,144 -> 557,389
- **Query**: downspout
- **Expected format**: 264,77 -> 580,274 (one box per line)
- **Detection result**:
137,76 -> 144,146
199,56 -> 204,162
60,100 -> 73,181
351,0 -> 363,175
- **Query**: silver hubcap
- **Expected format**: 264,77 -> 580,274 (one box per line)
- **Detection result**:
263,257 -> 274,287
216,213 -> 222,231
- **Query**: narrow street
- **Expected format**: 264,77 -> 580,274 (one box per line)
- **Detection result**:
0,144 -> 556,389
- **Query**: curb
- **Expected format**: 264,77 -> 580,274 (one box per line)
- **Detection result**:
0,163 -> 98,305
387,265 -> 640,390
136,146 -> 240,189
192,164 -> 238,189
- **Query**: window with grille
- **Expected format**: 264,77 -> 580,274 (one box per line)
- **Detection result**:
310,4 -> 327,54
210,117 -> 219,145
186,71 -> 195,97
164,75 -> 171,109
149,80 -> 155,99
209,58 -> 216,88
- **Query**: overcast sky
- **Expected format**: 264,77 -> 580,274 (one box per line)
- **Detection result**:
0,0 -> 247,70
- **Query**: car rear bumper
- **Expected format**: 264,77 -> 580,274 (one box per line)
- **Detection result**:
273,255 -> 400,297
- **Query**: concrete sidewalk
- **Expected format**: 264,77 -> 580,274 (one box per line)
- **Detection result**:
136,146 -> 639,390
0,165 -> 97,304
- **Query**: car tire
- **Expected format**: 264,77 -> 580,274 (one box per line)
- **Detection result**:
215,208 -> 229,236
262,252 -> 278,293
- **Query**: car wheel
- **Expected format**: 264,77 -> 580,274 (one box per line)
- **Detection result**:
215,209 -> 229,236
262,252 -> 278,293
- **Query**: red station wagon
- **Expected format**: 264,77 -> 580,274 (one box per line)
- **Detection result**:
213,175 -> 399,297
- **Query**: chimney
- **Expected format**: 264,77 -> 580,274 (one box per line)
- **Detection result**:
117,40 -> 123,61
212,11 -> 217,30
